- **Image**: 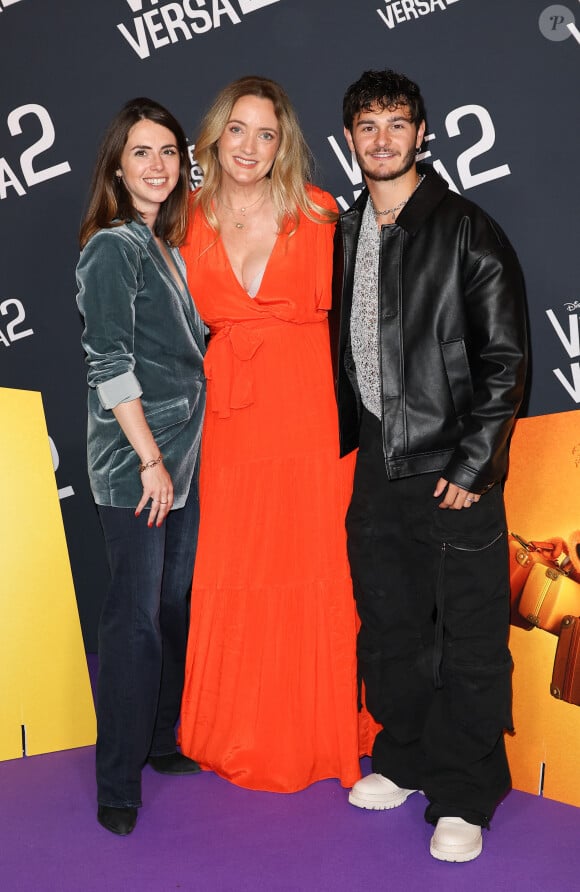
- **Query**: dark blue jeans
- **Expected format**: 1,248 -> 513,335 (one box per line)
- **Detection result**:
346,410 -> 512,827
95,483 -> 199,808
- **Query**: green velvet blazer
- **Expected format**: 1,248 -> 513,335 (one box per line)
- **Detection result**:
76,219 -> 206,509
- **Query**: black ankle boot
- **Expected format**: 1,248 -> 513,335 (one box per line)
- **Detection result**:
97,805 -> 138,836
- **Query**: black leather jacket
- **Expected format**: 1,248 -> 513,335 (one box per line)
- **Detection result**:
330,166 -> 528,494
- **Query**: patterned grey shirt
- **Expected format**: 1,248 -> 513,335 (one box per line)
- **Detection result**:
350,197 -> 382,419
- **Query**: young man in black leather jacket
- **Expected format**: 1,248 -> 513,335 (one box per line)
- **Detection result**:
331,69 -> 528,862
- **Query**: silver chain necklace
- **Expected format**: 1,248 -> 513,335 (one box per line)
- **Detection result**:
371,174 -> 425,222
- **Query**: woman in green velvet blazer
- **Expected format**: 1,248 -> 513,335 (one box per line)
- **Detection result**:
76,98 -> 206,837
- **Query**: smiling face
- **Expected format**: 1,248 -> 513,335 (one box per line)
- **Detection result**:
345,103 -> 425,184
216,94 -> 280,189
116,118 -> 181,225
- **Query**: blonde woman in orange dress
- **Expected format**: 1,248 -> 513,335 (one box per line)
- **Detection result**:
179,76 -> 373,792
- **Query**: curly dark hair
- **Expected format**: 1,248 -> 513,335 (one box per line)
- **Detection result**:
343,69 -> 426,132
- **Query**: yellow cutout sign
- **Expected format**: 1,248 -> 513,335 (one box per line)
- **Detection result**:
0,387 -> 95,760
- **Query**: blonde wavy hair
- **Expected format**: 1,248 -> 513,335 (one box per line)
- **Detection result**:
192,76 -> 337,233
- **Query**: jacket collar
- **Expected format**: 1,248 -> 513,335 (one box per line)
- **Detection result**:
340,164 -> 449,236
126,216 -> 155,244
126,220 -> 206,350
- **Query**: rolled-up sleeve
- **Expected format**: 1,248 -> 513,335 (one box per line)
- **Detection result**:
96,370 -> 142,409
76,230 -> 143,409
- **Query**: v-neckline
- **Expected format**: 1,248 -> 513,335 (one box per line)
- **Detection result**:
151,237 -> 189,299
219,229 -> 281,299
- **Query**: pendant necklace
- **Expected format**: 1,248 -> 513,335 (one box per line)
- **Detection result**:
219,188 -> 268,229
371,174 -> 425,223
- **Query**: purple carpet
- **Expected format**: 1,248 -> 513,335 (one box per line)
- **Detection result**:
2,659 -> 579,891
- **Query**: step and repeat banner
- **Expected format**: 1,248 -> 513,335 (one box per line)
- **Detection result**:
1,0 -> 579,651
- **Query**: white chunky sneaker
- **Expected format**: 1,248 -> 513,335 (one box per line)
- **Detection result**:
430,817 -> 483,862
348,773 -> 417,810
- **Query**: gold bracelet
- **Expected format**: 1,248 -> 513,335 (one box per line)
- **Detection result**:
138,454 -> 163,474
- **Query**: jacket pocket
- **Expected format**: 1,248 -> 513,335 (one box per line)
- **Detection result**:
144,396 -> 191,434
440,338 -> 473,419
107,395 -> 197,502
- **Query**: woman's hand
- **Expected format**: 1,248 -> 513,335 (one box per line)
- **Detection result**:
136,460 -> 174,527
111,398 -> 175,527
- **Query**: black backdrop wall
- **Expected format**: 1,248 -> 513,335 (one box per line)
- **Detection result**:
1,0 -> 579,649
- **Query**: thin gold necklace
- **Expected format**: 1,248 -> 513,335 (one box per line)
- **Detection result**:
219,188 -> 268,229
371,174 -> 425,223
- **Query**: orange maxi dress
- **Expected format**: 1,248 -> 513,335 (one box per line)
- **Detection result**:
179,186 -> 370,792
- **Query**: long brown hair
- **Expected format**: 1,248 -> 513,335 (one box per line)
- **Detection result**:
193,76 -> 337,234
79,97 -> 190,248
